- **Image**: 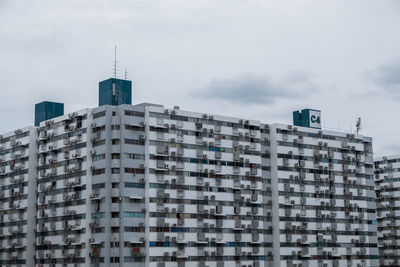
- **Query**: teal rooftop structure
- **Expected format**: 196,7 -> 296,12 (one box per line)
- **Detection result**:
34,101 -> 64,126
99,78 -> 132,106
293,108 -> 321,129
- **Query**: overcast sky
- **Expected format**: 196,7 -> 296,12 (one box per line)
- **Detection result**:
0,0 -> 400,157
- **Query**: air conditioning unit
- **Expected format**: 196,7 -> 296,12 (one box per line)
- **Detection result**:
69,112 -> 78,118
68,210 -> 76,215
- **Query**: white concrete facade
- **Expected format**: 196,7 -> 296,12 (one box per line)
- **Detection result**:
374,155 -> 400,266
0,103 -> 378,267
0,126 -> 37,266
267,124 -> 378,267
144,105 -> 272,267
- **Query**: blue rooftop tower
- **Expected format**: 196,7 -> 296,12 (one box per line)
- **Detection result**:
293,108 -> 321,129
34,101 -> 64,126
99,78 -> 132,106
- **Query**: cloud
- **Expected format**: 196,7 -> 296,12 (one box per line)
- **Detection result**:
195,71 -> 317,105
367,58 -> 400,96
0,0 -> 400,157
380,138 -> 400,157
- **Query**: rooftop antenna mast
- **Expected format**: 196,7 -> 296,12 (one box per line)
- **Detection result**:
113,45 -> 117,79
355,117 -> 362,134
124,68 -> 128,80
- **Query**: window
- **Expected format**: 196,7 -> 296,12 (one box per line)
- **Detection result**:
93,125 -> 105,133
92,183 -> 105,190
92,168 -> 105,176
124,139 -> 144,145
110,242 -> 120,247
125,110 -> 145,117
125,153 -> 144,160
112,139 -> 120,145
125,168 -> 145,174
93,140 -> 106,147
92,212 -> 105,219
125,125 -> 144,131
92,227 -> 105,233
93,111 -> 106,119
111,168 -> 120,174
124,227 -> 145,233
93,154 -> 106,162
124,212 -> 145,218
110,257 -> 120,263
112,154 -> 120,159
125,182 -> 145,189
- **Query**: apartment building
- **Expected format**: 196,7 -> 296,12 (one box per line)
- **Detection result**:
0,77 -> 380,267
267,122 -> 378,267
146,105 -> 273,267
29,102 -> 274,267
0,127 -> 37,266
374,155 -> 400,266
34,104 -> 147,266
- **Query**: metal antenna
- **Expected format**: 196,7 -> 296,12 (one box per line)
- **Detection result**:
355,117 -> 362,134
124,68 -> 128,80
113,45 -> 117,78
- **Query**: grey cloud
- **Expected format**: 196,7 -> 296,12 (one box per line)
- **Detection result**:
380,141 -> 400,157
0,0 -> 400,157
196,72 -> 317,105
0,0 -> 9,8
367,58 -> 400,96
